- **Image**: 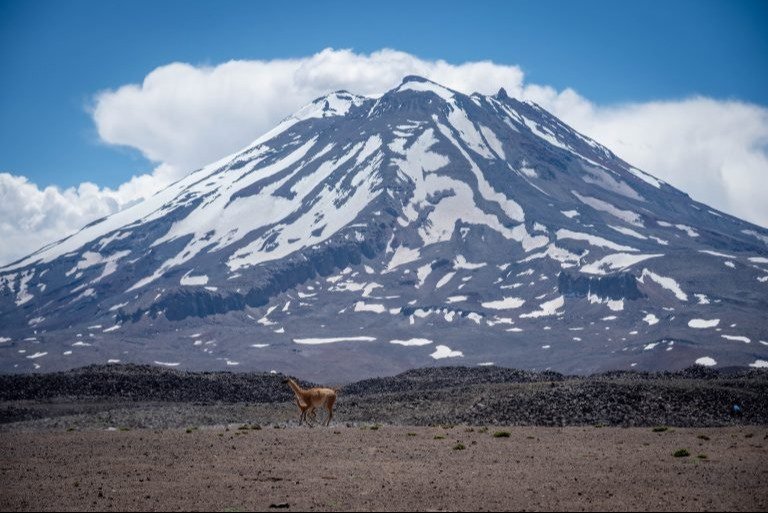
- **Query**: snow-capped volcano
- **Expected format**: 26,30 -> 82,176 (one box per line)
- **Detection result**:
1,76 -> 767,381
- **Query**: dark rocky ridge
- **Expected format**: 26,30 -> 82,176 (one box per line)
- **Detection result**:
557,271 -> 644,300
2,364 -> 766,428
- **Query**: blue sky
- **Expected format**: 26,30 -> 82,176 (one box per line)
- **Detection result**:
1,0 -> 767,189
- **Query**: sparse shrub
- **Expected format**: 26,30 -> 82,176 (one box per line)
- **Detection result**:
464,428 -> 475,433
493,431 -> 511,438
237,425 -> 250,431
478,427 -> 488,434
442,424 -> 455,430
369,425 -> 380,431
434,435 -> 445,440
652,426 -> 668,433
186,428 -> 193,434
251,424 -> 262,431
745,433 -> 754,439
453,443 -> 466,451
407,432 -> 417,437
697,435 -> 710,441
673,449 -> 690,458
697,454 -> 708,460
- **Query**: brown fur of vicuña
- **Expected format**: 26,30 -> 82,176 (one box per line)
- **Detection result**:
283,378 -> 338,427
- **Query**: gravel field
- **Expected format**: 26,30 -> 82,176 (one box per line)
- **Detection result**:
1,425 -> 766,511
1,365 -> 766,511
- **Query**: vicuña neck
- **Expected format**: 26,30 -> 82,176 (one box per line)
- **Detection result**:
287,379 -> 304,396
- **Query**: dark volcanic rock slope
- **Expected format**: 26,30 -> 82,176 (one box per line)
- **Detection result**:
1,77 -> 767,381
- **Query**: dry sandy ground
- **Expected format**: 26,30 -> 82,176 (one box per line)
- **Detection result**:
1,425 -> 766,512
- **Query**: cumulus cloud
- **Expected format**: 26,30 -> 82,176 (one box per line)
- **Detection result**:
90,49 -> 528,172
555,98 -> 768,225
0,174 -> 118,264
2,48 -> 767,265
0,164 -> 180,265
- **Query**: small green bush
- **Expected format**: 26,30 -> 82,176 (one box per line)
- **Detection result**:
493,431 -> 511,438
453,443 -> 466,451
673,449 -> 690,458
652,426 -> 668,433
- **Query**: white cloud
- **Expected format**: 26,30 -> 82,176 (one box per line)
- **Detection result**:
0,174 -> 118,264
2,48 -> 767,265
554,98 -> 768,225
90,49 -> 527,172
0,164 -> 180,265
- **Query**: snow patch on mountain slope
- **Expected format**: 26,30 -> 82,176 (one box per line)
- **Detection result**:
180,271 -> 209,286
627,167 -> 663,189
519,243 -> 583,269
581,165 -> 643,201
573,191 -> 643,227
14,271 -> 35,306
643,313 -> 660,326
639,269 -> 688,301
430,345 -> 463,359
520,296 -> 565,318
390,338 -> 433,347
292,91 -> 368,120
293,336 -> 377,345
397,78 -> 455,101
608,225 -> 648,240
556,229 -> 637,252
581,253 -> 663,275
688,319 -> 720,329
721,335 -> 751,343
482,297 -> 525,310
354,302 -> 386,314
436,272 -> 456,289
